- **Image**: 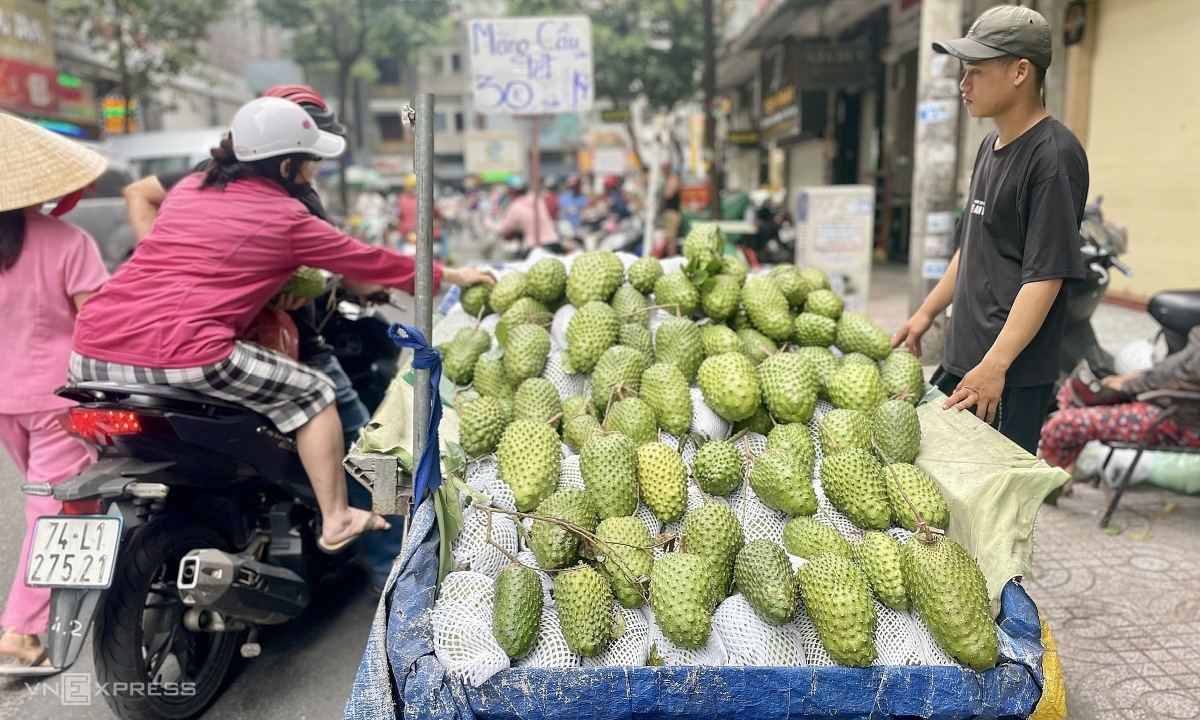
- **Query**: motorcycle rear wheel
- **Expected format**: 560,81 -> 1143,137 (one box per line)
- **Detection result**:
94,518 -> 241,720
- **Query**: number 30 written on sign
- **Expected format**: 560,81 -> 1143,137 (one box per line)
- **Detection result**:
475,76 -> 534,112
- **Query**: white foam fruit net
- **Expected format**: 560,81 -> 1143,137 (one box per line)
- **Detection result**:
557,454 -> 586,491
643,605 -> 729,666
689,386 -> 730,441
515,606 -> 581,669
713,594 -> 807,666
550,304 -> 576,350
431,572 -> 511,686
452,505 -> 519,579
582,603 -> 649,667
542,350 -> 586,401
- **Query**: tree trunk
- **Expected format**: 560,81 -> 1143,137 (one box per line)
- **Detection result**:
115,23 -> 132,134
337,62 -> 352,214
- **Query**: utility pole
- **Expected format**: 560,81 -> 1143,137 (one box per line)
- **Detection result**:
703,0 -> 720,220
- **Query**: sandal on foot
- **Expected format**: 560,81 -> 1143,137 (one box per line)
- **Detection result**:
318,511 -> 386,554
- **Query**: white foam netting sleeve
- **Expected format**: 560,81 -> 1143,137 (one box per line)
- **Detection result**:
431,304 -> 478,347
557,454 -> 586,491
582,603 -> 649,667
657,433 -> 699,468
873,600 -> 927,667
430,571 -> 510,686
713,594 -> 807,667
514,550 -> 555,606
515,605 -> 582,669
542,351 -> 587,400
635,502 -> 664,541
689,386 -> 731,441
790,609 -> 836,667
642,606 -> 728,666
550,304 -> 577,350
451,505 -> 519,579
910,612 -> 963,667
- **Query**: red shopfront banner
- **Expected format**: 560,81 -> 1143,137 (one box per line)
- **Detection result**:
0,57 -> 59,114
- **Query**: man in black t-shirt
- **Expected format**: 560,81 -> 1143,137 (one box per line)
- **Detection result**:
891,5 -> 1089,454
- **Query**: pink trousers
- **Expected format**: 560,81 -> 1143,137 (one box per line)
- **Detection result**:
0,410 -> 93,635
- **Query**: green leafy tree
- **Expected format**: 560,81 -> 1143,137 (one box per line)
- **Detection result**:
56,0 -> 234,132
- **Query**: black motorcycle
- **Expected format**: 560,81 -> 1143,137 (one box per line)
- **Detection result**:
320,288 -> 401,415
22,380 -> 383,719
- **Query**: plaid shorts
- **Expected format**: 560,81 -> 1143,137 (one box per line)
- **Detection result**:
69,341 -> 336,433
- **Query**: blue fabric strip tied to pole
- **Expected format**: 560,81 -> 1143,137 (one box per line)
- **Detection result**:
387,322 -> 443,503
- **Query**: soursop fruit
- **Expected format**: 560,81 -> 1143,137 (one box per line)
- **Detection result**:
607,397 -> 657,446
459,283 -> 492,318
595,516 -> 654,608
757,351 -> 819,424
553,566 -> 614,657
769,264 -> 811,308
902,532 -> 998,671
566,251 -> 624,306
442,327 -> 491,386
794,345 -> 840,398
562,393 -> 593,423
529,487 -> 599,569
653,317 -> 703,383
496,419 -> 561,511
748,449 -> 817,516
563,413 -> 602,454
567,300 -> 620,374
719,255 -> 748,285
617,324 -> 655,369
737,328 -> 777,366
732,405 -> 773,437
853,531 -> 908,611
795,553 -> 877,667
881,351 -> 925,404
680,502 -> 744,605
637,443 -> 688,523
514,377 -> 563,430
492,566 -> 544,659
816,408 -> 872,455
654,272 -> 700,318
649,553 -> 714,649
827,362 -> 887,413
835,312 -> 892,362
700,275 -> 741,321
734,540 -> 797,625
883,463 -> 949,531
700,323 -> 742,357
490,271 -> 529,314
628,256 -> 664,295
503,324 -> 551,383
639,362 -> 693,436
527,257 -> 567,303
473,350 -> 514,399
589,345 -> 645,413
840,352 -> 877,366
697,352 -> 761,422
611,284 -> 649,327
279,266 -> 325,299
798,266 -> 831,292
458,396 -> 513,457
766,423 -> 816,467
783,516 -> 853,561
742,277 -> 793,343
872,399 -> 921,464
497,297 -> 551,345
804,288 -> 842,319
683,222 -> 724,267
692,441 -> 743,496
580,432 -> 640,519
819,449 -> 891,530
793,312 -> 837,348
729,304 -> 753,331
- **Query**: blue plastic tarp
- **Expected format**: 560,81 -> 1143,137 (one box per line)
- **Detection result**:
345,498 -> 1047,720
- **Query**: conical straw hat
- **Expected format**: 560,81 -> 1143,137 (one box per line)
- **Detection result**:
0,112 -> 108,212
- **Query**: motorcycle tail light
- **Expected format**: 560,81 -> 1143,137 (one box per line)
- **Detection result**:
63,499 -> 104,515
60,408 -> 143,445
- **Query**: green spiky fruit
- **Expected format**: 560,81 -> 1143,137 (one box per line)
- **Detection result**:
729,304 -> 753,331
460,283 -> 493,318
693,441 -> 743,496
617,324 -> 655,369
734,540 -> 797,625
794,346 -> 840,398
817,408 -> 872,455
681,502 -> 744,606
566,251 -> 624,306
794,312 -> 837,347
804,288 -> 843,320
883,463 -> 949,531
697,352 -> 761,422
719,255 -> 747,285
853,531 -> 908,611
490,271 -> 529,314
611,284 -> 649,327
835,312 -> 891,362
496,419 -> 560,511
841,352 -> 877,366
595,516 -> 654,608
881,351 -> 925,404
636,443 -> 688,523
567,300 -> 619,374
562,394 -> 593,423
527,257 -> 567,303
741,277 -> 793,343
683,222 -> 724,267
757,351 -> 819,424
607,397 -> 657,446
700,323 -> 742,357
766,423 -> 816,468
872,399 -> 921,464
783,516 -> 853,561
492,566 -> 544,659
458,396 -> 513,457
496,297 -> 552,347
442,327 -> 491,386
795,554 -> 877,667
502,323 -> 551,383
737,328 -> 777,366
473,350 -> 514,399
628,256 -> 665,295
798,266 -> 831,292
653,316 -> 703,383
514,377 -> 562,430
732,404 -> 773,437
700,275 -> 741,321
649,553 -> 714,649
590,345 -> 645,413
530,487 -> 599,569
654,272 -> 700,318
827,363 -> 887,413
748,449 -> 817,516
563,413 -> 602,453
902,533 -> 998,671
819,449 -> 891,530
580,432 -> 639,519
553,566 -> 614,657
769,265 -> 811,308
279,266 -> 326,299
639,362 -> 693,436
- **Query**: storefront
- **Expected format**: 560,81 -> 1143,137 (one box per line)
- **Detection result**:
0,0 -> 58,117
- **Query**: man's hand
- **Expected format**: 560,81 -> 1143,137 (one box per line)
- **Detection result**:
445,267 -> 497,287
1101,372 -> 1141,391
269,293 -> 311,312
943,360 -> 1006,424
891,310 -> 934,357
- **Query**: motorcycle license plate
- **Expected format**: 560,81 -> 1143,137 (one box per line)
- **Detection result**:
26,516 -> 121,589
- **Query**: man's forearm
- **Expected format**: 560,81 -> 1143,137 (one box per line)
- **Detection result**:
916,250 -> 960,318
981,278 -> 1064,372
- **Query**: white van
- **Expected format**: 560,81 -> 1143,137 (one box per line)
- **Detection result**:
107,127 -> 226,178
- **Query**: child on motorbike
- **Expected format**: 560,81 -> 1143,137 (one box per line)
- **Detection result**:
0,113 -> 110,674
70,97 -> 493,553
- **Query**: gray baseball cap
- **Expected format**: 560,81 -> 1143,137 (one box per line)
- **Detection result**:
933,5 -> 1052,69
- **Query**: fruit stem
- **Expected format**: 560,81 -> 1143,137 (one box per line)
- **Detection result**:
872,438 -> 928,531
474,306 -> 485,329
483,509 -> 524,567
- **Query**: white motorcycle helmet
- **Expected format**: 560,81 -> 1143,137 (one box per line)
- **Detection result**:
230,97 -> 346,162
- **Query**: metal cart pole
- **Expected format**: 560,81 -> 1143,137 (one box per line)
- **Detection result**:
412,93 -> 435,478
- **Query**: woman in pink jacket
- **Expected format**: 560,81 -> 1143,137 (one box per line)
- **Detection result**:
0,113 -> 110,673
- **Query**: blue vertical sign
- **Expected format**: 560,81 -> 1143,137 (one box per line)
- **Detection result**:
468,16 -> 594,115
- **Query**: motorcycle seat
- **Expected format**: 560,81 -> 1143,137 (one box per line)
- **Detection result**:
58,382 -> 246,411
1149,291 -> 1200,337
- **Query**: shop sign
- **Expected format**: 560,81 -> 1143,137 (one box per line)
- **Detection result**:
600,107 -> 631,123
760,42 -> 800,140
56,73 -> 97,125
800,41 -> 873,90
727,129 -> 760,146
0,0 -> 58,114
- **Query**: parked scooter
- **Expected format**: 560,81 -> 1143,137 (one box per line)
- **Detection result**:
741,188 -> 795,265
1114,289 -> 1200,374
320,288 -> 403,415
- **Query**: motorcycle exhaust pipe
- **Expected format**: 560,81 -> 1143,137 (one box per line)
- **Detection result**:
177,549 -> 310,625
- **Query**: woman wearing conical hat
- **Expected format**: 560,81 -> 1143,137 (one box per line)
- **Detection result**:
0,112 -> 110,675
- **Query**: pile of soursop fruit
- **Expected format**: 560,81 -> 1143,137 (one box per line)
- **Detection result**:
431,223 -> 999,685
